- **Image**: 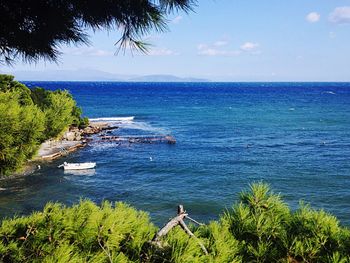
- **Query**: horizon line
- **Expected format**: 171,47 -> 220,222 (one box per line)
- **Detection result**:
19,80 -> 350,83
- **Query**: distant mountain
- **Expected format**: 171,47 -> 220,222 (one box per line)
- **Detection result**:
1,69 -> 210,82
129,74 -> 209,82
6,69 -> 134,81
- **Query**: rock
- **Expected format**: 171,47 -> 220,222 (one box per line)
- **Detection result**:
82,126 -> 101,135
64,131 -> 76,141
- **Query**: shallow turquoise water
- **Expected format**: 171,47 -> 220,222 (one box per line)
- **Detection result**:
1,82 -> 350,225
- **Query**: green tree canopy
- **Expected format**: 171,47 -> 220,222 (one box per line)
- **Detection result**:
43,90 -> 77,139
0,0 -> 196,64
0,75 -> 87,175
0,75 -> 32,105
0,92 -> 45,175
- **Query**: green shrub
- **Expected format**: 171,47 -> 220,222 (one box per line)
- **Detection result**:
77,116 -> 90,129
0,75 -> 32,106
0,92 -> 45,175
224,183 -> 290,262
287,204 -> 345,262
0,185 -> 349,262
199,221 -> 241,262
0,75 -> 87,175
31,87 -> 88,134
42,90 -> 76,139
0,201 -> 156,262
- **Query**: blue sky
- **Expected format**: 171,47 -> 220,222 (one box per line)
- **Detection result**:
3,0 -> 350,81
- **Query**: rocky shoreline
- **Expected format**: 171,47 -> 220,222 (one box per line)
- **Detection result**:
4,121 -> 116,179
4,120 -> 176,179
36,121 -> 115,161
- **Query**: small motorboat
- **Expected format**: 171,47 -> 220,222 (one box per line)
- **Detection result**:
58,162 -> 96,170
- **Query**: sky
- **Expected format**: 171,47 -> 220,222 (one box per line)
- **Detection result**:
2,0 -> 350,81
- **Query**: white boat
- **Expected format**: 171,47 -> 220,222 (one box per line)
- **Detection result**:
58,162 -> 96,170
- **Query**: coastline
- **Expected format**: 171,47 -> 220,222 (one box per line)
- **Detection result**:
36,121 -> 113,160
2,121 -> 114,179
2,118 -> 174,180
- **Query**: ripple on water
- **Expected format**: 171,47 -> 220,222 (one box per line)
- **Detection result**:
1,82 -> 350,226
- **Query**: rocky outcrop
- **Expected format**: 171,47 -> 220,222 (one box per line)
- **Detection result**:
62,129 -> 81,141
37,122 -> 116,161
62,122 -> 118,141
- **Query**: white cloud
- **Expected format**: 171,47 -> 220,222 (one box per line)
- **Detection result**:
198,47 -> 240,56
197,43 -> 241,57
198,40 -> 261,57
62,47 -> 113,56
240,42 -> 259,52
213,40 -> 229,47
148,47 -> 179,56
172,15 -> 183,24
329,6 -> 350,24
306,12 -> 321,23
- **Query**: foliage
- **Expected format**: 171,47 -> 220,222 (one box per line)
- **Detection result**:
0,0 -> 196,64
0,74 -> 87,175
200,221 -> 242,262
0,200 -> 156,262
1,183 -> 349,262
30,87 -> 52,109
287,204 -> 347,262
225,183 -> 290,262
41,91 -> 75,139
31,87 -> 87,130
0,92 -> 45,176
0,74 -> 33,105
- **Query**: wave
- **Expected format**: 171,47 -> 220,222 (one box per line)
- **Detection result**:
323,91 -> 336,95
88,142 -> 119,152
89,116 -> 169,135
119,121 -> 169,134
89,116 -> 134,122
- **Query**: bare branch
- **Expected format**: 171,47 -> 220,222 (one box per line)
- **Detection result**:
151,205 -> 208,255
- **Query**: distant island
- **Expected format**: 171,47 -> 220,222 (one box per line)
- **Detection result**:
1,69 -> 210,82
129,74 -> 209,82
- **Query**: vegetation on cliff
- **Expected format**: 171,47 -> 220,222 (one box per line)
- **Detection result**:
0,183 -> 349,262
0,74 -> 87,176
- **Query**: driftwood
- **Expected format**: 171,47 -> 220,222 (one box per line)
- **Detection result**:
152,205 -> 208,255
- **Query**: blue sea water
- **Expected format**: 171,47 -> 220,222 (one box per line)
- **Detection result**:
1,82 -> 350,225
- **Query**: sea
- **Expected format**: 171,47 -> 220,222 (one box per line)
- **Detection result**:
0,82 -> 350,226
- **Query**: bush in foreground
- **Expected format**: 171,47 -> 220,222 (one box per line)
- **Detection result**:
1,183 -> 349,262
